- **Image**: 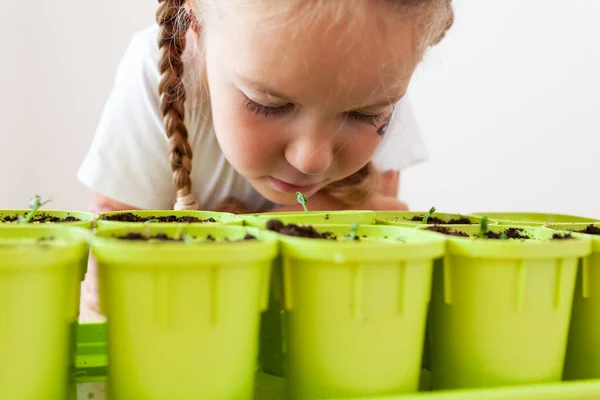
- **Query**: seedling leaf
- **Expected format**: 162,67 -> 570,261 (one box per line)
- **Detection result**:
347,223 -> 359,241
478,217 -> 489,239
296,192 -> 309,214
423,207 -> 436,224
18,195 -> 51,224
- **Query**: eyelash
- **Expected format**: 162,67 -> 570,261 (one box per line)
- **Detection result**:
243,97 -> 389,127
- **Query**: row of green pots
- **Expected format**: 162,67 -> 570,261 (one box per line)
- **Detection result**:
1,208 -> 600,400
2,208 -> 599,228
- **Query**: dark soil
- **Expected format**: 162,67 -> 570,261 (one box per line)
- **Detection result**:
552,233 -> 575,240
266,219 -> 336,239
116,232 -> 256,242
577,224 -> 600,236
103,212 -> 215,223
117,232 -> 181,241
483,228 -> 530,240
2,213 -> 80,223
425,226 -> 469,237
410,216 -> 472,225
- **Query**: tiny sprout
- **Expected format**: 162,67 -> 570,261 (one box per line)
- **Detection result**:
144,219 -> 159,224
478,217 -> 489,239
423,207 -> 436,224
178,227 -> 193,244
296,192 -> 308,214
500,232 -> 508,240
347,223 -> 359,241
19,195 -> 51,224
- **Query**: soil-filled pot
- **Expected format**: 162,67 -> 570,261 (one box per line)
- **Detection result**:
0,209 -> 94,229
96,210 -> 242,229
418,224 -> 591,390
263,222 -> 444,400
375,211 -> 491,227
243,210 -> 376,228
0,225 -> 90,400
92,225 -> 278,400
469,212 -> 600,227
545,223 -> 600,380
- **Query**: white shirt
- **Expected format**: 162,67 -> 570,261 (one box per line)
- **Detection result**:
77,25 -> 428,212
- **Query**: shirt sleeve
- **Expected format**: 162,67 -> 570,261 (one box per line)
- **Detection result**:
371,95 -> 429,172
77,26 -> 177,210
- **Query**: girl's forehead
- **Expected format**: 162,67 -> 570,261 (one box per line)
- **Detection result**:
205,2 -> 424,108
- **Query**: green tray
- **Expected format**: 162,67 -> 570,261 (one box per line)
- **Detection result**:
74,323 -> 600,400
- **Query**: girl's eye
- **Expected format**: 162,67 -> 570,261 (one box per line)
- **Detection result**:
346,112 -> 388,127
244,97 -> 293,117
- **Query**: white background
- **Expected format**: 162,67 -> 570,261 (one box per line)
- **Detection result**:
1,0 -> 599,217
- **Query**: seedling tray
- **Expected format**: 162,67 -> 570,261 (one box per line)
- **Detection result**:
74,322 -> 600,400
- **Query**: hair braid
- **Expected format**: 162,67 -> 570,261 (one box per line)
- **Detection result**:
157,0 -> 199,210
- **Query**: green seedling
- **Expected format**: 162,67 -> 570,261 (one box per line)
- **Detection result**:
423,207 -> 436,224
500,232 -> 508,240
478,217 -> 489,239
143,219 -> 161,240
18,195 -> 51,224
176,226 -> 193,244
347,223 -> 359,241
296,192 -> 309,213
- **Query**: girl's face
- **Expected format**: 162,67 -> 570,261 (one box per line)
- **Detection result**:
202,1 -> 425,205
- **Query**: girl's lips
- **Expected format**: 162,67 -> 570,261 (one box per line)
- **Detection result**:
270,177 -> 321,193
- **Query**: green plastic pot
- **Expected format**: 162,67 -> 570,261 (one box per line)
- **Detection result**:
543,223 -> 600,380
418,225 -> 591,390
92,225 -> 278,400
0,209 -> 94,229
250,210 -> 377,377
268,224 -> 445,400
469,212 -> 600,227
0,225 -> 91,400
243,210 -> 376,228
96,210 -> 242,229
375,211 -> 491,227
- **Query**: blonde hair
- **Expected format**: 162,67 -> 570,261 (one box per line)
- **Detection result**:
156,0 -> 454,213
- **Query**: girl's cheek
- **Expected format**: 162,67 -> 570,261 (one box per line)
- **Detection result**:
338,132 -> 382,172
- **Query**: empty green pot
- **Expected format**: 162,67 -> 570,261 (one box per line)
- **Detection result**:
420,225 -> 591,390
275,224 -> 445,399
375,211 -> 490,227
544,223 -> 600,380
0,225 -> 91,400
92,225 -> 277,400
0,209 -> 94,229
470,212 -> 600,227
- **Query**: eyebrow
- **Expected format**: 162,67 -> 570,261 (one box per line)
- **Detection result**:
235,73 -> 295,101
235,73 -> 404,110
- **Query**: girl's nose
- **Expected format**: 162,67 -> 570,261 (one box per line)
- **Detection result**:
285,132 -> 335,176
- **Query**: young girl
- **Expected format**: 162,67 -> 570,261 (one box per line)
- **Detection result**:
77,0 -> 453,318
